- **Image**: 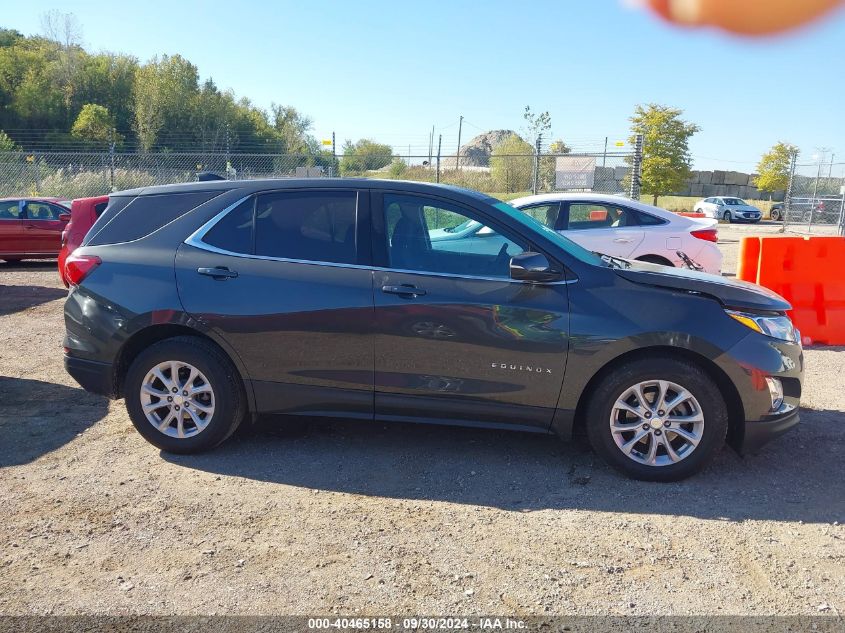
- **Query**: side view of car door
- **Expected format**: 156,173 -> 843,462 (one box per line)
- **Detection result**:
370,191 -> 570,430
558,201 -> 646,258
0,200 -> 23,257
176,188 -> 375,418
21,201 -> 67,254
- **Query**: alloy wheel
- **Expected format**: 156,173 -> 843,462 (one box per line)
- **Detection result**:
140,360 -> 215,438
609,380 -> 704,467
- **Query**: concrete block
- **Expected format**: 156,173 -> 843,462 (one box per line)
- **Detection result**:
711,170 -> 726,185
689,183 -> 704,197
725,171 -> 748,186
698,171 -> 712,184
614,166 -> 628,180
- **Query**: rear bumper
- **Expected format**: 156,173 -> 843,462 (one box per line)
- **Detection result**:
740,407 -> 800,454
64,355 -> 115,398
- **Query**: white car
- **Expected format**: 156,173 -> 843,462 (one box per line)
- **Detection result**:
509,193 -> 722,274
694,196 -> 762,223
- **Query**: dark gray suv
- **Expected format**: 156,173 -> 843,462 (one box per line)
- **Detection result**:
63,179 -> 803,481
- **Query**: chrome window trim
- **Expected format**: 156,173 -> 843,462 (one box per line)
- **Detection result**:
185,194 -> 575,286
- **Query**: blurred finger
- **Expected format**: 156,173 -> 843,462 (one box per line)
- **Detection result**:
647,0 -> 844,35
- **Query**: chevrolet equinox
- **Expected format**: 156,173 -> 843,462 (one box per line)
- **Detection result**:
63,179 -> 803,481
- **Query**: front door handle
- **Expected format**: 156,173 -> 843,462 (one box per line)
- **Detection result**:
197,266 -> 238,280
612,238 -> 633,243
382,284 -> 426,297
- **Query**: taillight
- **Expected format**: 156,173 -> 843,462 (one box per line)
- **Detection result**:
60,231 -> 68,247
64,254 -> 101,286
690,228 -> 718,243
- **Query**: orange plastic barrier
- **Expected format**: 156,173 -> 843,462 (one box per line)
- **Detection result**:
677,212 -> 707,218
589,210 -> 607,221
736,236 -> 845,345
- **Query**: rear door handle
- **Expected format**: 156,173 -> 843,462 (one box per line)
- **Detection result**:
197,266 -> 238,280
612,238 -> 633,243
382,284 -> 426,297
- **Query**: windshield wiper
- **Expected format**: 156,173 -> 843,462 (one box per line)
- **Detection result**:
593,252 -> 631,269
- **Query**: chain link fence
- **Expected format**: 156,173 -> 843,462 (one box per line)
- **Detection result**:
0,144 -> 640,202
780,160 -> 845,235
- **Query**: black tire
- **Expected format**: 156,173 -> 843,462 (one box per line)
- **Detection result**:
770,209 -> 781,222
584,356 -> 728,482
722,211 -> 732,223
124,336 -> 246,453
635,255 -> 674,267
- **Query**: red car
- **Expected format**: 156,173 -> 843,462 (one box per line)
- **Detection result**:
0,197 -> 71,262
58,195 -> 109,286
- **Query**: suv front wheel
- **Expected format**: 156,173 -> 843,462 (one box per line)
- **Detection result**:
124,336 -> 246,453
585,357 -> 728,481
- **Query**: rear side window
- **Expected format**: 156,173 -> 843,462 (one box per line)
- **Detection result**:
93,202 -> 108,218
633,210 -> 667,226
203,198 -> 255,254
253,191 -> 358,264
86,191 -> 221,246
0,201 -> 21,219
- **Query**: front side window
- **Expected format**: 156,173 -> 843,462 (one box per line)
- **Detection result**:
518,203 -> 560,229
24,202 -> 60,220
384,193 -> 527,278
566,203 -> 638,230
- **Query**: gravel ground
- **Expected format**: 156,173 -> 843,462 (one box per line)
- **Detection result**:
0,228 -> 843,617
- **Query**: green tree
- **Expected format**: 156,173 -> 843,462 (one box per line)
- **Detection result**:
340,139 -> 393,174
629,104 -> 700,204
754,142 -> 797,193
0,130 -> 20,151
388,158 -> 407,178
523,105 -> 551,144
490,133 -> 533,193
133,54 -> 199,151
71,103 -> 119,146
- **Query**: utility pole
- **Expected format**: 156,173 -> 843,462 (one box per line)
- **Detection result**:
108,127 -> 116,191
455,115 -> 463,171
428,125 -> 434,168
602,136 -> 608,167
332,131 -> 336,177
532,134 -> 542,195
225,122 -> 231,179
436,134 -> 442,183
782,148 -> 798,233
829,153 -> 835,178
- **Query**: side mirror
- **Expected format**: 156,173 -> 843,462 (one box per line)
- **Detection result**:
510,252 -> 561,283
58,213 -> 71,223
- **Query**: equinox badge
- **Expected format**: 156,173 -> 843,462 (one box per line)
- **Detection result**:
492,362 -> 552,374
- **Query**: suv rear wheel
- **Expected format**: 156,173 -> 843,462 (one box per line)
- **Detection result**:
124,336 -> 246,453
584,357 -> 728,481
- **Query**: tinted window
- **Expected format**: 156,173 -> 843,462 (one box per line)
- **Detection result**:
254,191 -> 357,264
384,193 -> 527,278
567,203 -> 638,230
633,210 -> 666,226
93,202 -> 108,218
0,201 -> 20,220
87,191 -> 220,246
203,198 -> 255,254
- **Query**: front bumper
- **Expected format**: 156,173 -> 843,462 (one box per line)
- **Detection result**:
718,332 -> 803,453
741,407 -> 800,454
65,354 -> 116,398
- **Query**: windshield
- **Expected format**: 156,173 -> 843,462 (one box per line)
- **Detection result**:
492,201 -> 604,266
725,198 -> 746,205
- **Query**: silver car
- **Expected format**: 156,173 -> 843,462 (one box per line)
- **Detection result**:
694,197 -> 762,223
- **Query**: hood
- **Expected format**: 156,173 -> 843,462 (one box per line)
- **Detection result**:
614,260 -> 791,312
734,205 -> 761,212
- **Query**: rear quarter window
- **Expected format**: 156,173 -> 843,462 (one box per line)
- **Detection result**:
85,191 -> 222,246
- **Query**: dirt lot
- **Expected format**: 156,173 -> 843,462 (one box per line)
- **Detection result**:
0,227 -> 843,617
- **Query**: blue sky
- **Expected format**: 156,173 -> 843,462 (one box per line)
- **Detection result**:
5,0 -> 844,173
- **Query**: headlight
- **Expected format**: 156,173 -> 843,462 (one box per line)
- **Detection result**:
726,310 -> 799,343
